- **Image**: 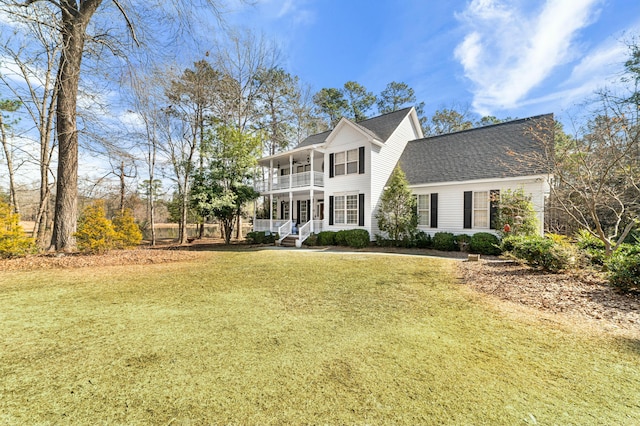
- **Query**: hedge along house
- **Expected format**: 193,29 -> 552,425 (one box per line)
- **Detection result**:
252,108 -> 553,246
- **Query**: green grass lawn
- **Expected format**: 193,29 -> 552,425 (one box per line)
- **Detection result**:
1,250 -> 639,424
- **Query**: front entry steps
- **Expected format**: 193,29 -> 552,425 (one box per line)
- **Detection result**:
278,235 -> 298,247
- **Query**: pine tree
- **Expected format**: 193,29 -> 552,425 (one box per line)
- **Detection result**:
375,166 -> 417,244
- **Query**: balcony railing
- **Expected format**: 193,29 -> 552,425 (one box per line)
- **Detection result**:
254,171 -> 324,192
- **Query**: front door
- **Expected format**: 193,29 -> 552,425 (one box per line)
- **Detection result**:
317,201 -> 324,221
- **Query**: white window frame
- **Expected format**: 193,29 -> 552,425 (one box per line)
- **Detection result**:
334,193 -> 358,225
334,149 -> 359,176
417,194 -> 430,227
473,191 -> 490,228
282,201 -> 290,220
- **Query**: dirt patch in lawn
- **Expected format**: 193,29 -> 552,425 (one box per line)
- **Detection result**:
458,260 -> 640,339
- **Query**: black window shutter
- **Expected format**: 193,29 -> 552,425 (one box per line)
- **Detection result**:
358,146 -> 365,174
358,193 -> 365,226
296,200 -> 301,224
329,153 -> 335,178
463,191 -> 472,229
307,200 -> 311,222
280,201 -> 284,220
430,193 -> 438,228
329,196 -> 334,225
490,189 -> 500,229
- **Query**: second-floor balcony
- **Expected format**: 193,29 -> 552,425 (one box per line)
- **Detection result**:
254,170 -> 324,193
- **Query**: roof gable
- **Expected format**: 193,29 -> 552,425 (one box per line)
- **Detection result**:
296,107 -> 415,149
400,114 -> 553,185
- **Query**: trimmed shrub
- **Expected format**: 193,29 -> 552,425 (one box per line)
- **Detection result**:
303,233 -> 318,246
432,232 -> 456,251
316,231 -> 336,246
502,234 -> 576,272
575,229 -> 606,266
414,231 -> 432,249
0,200 -> 35,258
344,229 -> 370,248
335,230 -> 348,246
606,244 -> 640,292
246,231 -> 277,245
75,201 -> 117,254
112,209 -> 143,248
469,232 -> 501,255
454,234 -> 472,252
375,235 -> 394,247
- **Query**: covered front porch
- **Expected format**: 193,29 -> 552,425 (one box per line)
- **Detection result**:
253,191 -> 325,247
252,144 -> 326,247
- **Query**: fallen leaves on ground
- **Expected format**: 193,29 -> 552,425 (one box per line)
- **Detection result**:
458,260 -> 640,338
0,248 -> 203,272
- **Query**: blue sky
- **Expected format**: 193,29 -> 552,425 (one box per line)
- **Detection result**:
227,0 -> 640,123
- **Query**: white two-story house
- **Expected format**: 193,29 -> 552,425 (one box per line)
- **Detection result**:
252,107 -> 552,246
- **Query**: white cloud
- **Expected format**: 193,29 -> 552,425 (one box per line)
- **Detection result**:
454,0 -> 602,115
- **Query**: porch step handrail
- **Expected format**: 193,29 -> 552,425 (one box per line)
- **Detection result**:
297,220 -> 312,246
277,220 -> 292,244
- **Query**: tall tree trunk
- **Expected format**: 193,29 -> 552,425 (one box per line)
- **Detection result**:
119,160 -> 126,212
50,0 -> 102,252
0,114 -> 20,214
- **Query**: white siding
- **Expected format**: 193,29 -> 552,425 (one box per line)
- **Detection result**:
369,115 -> 422,237
410,175 -> 549,236
323,125 -> 371,234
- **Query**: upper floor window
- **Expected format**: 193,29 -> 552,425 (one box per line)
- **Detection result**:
334,149 -> 359,176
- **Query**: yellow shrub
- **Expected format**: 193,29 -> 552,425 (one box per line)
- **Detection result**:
112,208 -> 142,248
75,201 -> 117,253
0,200 -> 35,258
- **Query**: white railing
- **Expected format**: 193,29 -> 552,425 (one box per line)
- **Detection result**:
253,219 -> 290,234
253,219 -> 271,232
297,221 -> 312,247
254,171 -> 324,192
277,220 -> 291,243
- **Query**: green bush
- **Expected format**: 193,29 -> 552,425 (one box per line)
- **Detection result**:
0,200 -> 35,258
344,229 -> 370,248
246,231 -> 277,245
575,229 -> 606,266
75,201 -> 117,254
432,232 -> 456,251
501,234 -> 576,272
606,244 -> 640,292
317,231 -> 336,246
335,230 -> 348,246
469,232 -> 501,255
303,233 -> 318,246
454,234 -> 472,252
414,231 -> 432,249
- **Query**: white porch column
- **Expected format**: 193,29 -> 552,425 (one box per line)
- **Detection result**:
269,159 -> 273,191
289,154 -> 293,189
310,188 -> 315,233
310,150 -> 314,187
269,193 -> 273,232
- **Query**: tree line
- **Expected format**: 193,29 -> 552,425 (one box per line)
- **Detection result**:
0,0 -> 638,252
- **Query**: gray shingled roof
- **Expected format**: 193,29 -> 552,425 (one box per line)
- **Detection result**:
399,114 -> 553,185
296,107 -> 413,148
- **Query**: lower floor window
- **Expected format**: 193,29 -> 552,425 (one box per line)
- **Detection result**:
417,194 -> 430,227
334,194 -> 358,225
473,191 -> 489,228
